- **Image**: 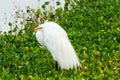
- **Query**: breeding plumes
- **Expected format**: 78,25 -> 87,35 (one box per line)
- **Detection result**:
31,21 -> 81,70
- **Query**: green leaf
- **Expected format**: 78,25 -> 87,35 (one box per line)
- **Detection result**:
45,1 -> 49,5
56,1 -> 61,6
8,22 -> 12,27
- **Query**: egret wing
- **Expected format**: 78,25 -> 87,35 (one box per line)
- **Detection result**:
43,26 -> 80,69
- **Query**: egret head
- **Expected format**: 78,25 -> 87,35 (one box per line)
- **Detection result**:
30,21 -> 49,32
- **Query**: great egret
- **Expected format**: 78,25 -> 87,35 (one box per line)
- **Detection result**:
31,21 -> 81,70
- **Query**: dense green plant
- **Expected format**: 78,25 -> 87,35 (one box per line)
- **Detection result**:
0,0 -> 120,79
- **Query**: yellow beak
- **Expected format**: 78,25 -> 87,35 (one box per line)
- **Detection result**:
30,26 -> 42,31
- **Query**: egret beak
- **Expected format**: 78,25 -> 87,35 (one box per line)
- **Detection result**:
30,26 -> 42,32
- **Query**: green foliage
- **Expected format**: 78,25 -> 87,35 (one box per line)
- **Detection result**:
0,0 -> 120,79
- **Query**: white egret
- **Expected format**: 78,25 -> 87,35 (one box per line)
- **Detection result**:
31,21 -> 81,70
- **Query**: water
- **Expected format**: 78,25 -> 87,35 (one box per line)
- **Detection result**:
0,0 -> 65,32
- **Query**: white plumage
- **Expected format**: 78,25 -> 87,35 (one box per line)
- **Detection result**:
35,21 -> 81,70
